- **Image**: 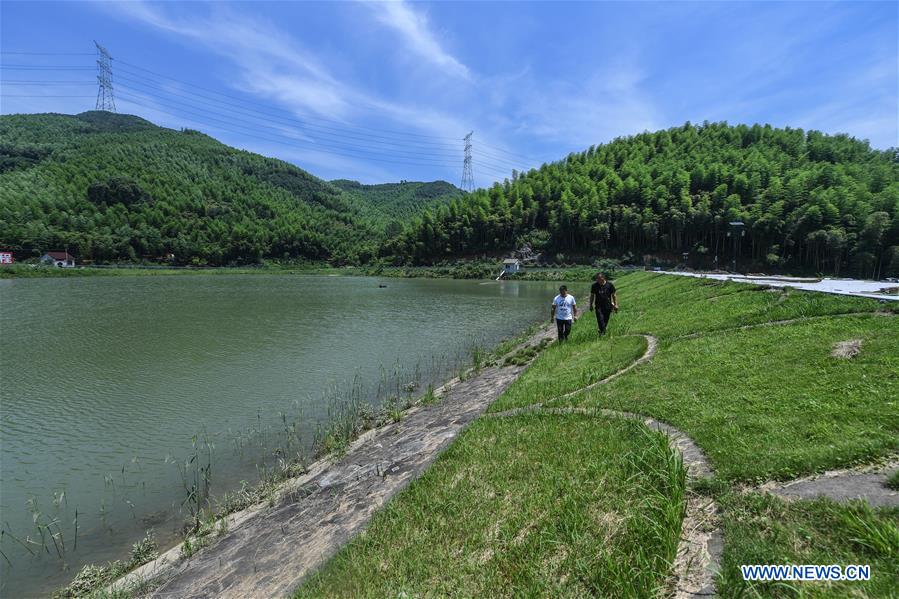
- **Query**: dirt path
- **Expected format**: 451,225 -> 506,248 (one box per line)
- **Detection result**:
112,327 -> 553,598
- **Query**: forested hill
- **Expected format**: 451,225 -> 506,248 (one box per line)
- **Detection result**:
331,179 -> 462,232
386,123 -> 899,278
0,111 -> 380,265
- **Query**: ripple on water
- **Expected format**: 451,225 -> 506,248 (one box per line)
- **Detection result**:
0,275 -> 560,596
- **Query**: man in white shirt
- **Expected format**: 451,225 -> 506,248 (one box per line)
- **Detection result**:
550,285 -> 578,342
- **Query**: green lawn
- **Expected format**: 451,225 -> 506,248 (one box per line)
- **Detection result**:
296,415 -> 685,598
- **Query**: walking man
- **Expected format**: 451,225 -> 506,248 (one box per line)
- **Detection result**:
551,285 -> 578,342
588,272 -> 618,336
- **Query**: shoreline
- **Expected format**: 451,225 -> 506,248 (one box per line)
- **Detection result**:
0,261 -> 619,282
102,324 -> 556,597
44,317 -> 547,598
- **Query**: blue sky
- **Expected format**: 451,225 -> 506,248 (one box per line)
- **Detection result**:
1,1 -> 896,187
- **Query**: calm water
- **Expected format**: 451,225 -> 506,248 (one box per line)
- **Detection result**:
0,274 -> 559,597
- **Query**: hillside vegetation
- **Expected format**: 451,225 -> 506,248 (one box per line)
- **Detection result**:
386,123 -> 899,278
0,111 -> 382,265
330,179 -> 462,232
5,115 -> 897,275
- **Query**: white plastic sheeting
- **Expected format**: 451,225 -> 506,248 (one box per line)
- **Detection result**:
658,271 -> 899,301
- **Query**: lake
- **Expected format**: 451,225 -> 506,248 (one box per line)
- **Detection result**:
0,274 -> 561,597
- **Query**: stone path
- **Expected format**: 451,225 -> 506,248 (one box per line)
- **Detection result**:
759,461 -> 899,508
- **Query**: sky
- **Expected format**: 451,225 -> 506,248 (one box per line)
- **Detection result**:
1,1 -> 896,187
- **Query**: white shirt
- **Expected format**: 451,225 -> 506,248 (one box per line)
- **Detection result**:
552,294 -> 576,320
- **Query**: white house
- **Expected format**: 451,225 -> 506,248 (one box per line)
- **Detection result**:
502,258 -> 521,274
40,251 -> 76,268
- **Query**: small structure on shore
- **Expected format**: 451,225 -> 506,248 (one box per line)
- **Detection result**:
502,259 -> 521,274
40,251 -> 76,268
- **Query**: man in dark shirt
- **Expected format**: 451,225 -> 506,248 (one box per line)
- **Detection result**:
588,272 -> 618,336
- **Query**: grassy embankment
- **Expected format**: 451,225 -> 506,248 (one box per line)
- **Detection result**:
296,272 -> 898,598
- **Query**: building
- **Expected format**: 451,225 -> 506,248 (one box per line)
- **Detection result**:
502,258 -> 521,274
40,252 -> 76,268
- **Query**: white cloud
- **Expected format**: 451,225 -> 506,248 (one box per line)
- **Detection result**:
102,2 -> 352,119
366,0 -> 470,80
511,66 -> 663,149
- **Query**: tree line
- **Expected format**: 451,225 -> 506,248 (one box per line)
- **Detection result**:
384,122 -> 899,278
2,114 -> 896,277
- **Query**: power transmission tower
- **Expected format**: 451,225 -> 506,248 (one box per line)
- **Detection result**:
460,131 -> 474,192
94,41 -> 116,112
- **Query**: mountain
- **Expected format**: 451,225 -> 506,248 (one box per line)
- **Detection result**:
0,111 -> 379,265
387,122 -> 899,278
331,179 -> 463,231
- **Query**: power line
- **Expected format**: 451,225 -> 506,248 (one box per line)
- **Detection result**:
0,60 -> 540,172
1,65 -> 94,70
108,82 -> 513,177
471,150 -> 531,170
113,91 -> 464,168
115,59 -> 461,143
110,77 -> 520,179
0,54 -> 521,183
94,41 -> 115,112
111,76 -> 461,156
0,51 -> 94,56
0,80 -> 95,84
0,94 -> 94,98
113,88 -> 460,162
478,141 -> 542,161
113,62 -> 545,172
111,73 -> 460,151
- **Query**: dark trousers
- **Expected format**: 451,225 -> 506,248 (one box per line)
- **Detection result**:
556,318 -> 572,341
595,306 -> 612,334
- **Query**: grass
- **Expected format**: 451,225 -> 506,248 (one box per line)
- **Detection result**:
54,531 -> 158,598
296,415 -> 685,598
491,332 -> 646,411
292,271 -> 897,598
502,336 -> 552,366
597,271 -> 890,341
886,470 -> 899,491
562,314 -> 898,482
717,492 -> 899,598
